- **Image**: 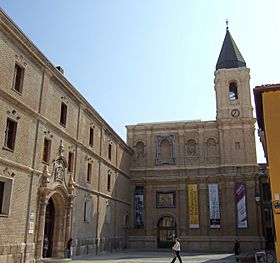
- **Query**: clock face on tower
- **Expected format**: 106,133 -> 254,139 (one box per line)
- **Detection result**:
231,109 -> 240,117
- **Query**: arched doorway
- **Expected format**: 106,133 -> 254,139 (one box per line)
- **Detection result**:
157,216 -> 177,248
44,198 -> 55,257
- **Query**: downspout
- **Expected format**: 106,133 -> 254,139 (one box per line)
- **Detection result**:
95,127 -> 103,255
24,69 -> 45,262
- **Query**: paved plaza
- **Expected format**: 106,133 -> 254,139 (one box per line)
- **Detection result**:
72,250 -> 237,263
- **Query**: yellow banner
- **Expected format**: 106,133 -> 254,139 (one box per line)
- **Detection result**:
188,184 -> 199,228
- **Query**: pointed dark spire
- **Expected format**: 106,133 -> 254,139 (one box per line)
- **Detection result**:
216,25 -> 246,70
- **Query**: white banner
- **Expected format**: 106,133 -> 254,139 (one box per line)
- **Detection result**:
208,184 -> 220,228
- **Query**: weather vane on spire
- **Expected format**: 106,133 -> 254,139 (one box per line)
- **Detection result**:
226,19 -> 229,30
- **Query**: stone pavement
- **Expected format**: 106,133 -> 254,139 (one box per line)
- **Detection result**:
72,250 -> 237,263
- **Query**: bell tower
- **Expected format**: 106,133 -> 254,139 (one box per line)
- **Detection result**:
214,25 -> 253,120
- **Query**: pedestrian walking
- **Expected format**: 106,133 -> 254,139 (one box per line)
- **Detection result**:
43,235 -> 49,258
170,237 -> 182,263
233,239 -> 240,262
66,238 -> 73,258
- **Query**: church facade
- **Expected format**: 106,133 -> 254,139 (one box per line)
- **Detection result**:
0,9 -> 264,263
126,28 -> 262,251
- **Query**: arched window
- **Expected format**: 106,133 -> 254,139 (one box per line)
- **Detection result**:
158,216 -> 176,228
229,82 -> 238,100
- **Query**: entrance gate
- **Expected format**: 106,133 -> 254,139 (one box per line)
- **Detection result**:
157,216 -> 177,248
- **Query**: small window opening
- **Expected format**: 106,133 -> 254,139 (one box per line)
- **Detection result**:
229,82 -> 238,100
89,127 -> 94,147
42,138 -> 51,164
60,102 -> 67,126
108,143 -> 112,160
87,163 -> 92,183
107,172 -> 111,191
68,152 -> 74,172
4,119 -> 17,151
235,142 -> 240,150
13,64 -> 24,93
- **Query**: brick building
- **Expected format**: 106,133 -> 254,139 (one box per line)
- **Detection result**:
0,9 -> 264,263
0,9 -> 132,262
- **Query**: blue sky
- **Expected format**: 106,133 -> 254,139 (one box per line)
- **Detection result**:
1,0 -> 280,162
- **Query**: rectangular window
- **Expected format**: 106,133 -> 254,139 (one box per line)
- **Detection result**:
0,177 -> 13,215
68,152 -> 74,173
87,163 -> 92,183
84,199 -> 91,222
0,182 -> 4,214
13,63 -> 24,93
89,127 -> 94,147
107,172 -> 111,191
60,102 -> 67,126
42,138 -> 51,164
4,119 -> 17,151
108,143 -> 112,160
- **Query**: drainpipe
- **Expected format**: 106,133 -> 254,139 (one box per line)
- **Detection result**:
95,127 -> 103,255
24,69 -> 45,262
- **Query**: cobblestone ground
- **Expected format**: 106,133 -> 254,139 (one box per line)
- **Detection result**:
72,250 -> 237,263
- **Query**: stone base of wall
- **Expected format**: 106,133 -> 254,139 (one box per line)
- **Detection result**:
128,236 -> 157,250
74,237 -> 125,257
0,242 -> 34,263
127,235 -> 265,252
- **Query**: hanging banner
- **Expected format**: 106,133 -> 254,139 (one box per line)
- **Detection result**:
208,184 -> 220,228
135,187 -> 144,227
235,182 -> 248,228
188,184 -> 199,228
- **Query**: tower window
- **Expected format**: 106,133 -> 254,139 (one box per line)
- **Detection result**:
229,82 -> 238,100
60,102 -> 67,126
13,63 -> 24,93
4,119 -> 17,151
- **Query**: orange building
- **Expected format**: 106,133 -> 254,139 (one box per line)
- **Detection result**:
254,84 -> 280,261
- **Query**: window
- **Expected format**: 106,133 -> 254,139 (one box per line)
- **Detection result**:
108,143 -> 112,160
87,163 -> 92,183
60,102 -> 67,126
42,138 -> 51,164
83,199 -> 91,222
13,63 -> 24,93
0,177 -> 13,215
4,119 -> 17,151
229,82 -> 238,100
68,152 -> 74,173
0,182 -> 3,214
107,172 -> 111,191
89,127 -> 94,147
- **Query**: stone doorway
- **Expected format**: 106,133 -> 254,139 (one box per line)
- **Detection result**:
157,216 -> 177,248
44,198 -> 55,257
